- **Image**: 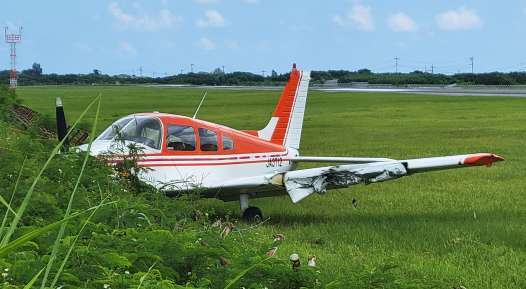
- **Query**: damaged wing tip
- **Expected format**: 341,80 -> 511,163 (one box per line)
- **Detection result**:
463,153 -> 504,167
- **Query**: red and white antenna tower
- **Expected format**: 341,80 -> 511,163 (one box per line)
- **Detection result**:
4,26 -> 22,89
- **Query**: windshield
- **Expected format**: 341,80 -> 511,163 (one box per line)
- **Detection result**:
97,117 -> 133,140
97,116 -> 163,150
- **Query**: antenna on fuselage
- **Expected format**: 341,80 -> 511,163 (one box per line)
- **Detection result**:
192,91 -> 207,119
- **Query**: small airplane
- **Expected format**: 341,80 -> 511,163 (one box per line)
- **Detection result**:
56,64 -> 504,220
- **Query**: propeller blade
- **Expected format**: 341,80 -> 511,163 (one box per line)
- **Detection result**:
55,97 -> 69,149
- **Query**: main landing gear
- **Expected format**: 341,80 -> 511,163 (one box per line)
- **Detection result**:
240,194 -> 263,222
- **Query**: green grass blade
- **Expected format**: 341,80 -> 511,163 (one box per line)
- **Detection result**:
0,156 -> 27,239
0,201 -> 115,257
137,262 -> 157,289
49,195 -> 109,289
0,95 -> 99,247
0,195 -> 17,217
41,94 -> 101,288
23,268 -> 44,289
223,257 -> 271,289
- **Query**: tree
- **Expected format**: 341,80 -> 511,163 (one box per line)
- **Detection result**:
271,70 -> 278,77
93,69 -> 100,75
31,62 -> 43,76
212,67 -> 224,75
357,68 -> 372,74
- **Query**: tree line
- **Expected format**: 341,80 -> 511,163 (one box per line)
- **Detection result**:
2,63 -> 526,86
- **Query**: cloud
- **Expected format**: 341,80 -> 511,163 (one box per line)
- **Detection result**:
388,12 -> 417,32
119,42 -> 137,56
108,2 -> 181,31
435,7 -> 482,30
242,0 -> 259,3
198,37 -> 216,50
333,4 -> 374,31
196,10 -> 225,27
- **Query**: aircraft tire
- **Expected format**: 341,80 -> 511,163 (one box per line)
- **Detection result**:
242,206 -> 263,222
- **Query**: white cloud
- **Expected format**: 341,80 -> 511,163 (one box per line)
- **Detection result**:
333,4 -> 374,31
119,42 -> 137,56
388,12 -> 417,32
435,7 -> 482,30
196,10 -> 225,27
108,2 -> 181,31
198,37 -> 216,50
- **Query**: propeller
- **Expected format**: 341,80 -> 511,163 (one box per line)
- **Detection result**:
55,97 -> 69,150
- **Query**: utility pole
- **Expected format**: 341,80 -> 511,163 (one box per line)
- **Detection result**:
180,69 -> 184,74
469,57 -> 474,74
139,66 -> 143,77
190,63 -> 194,73
261,70 -> 266,77
4,26 -> 22,89
222,65 -> 225,74
394,57 -> 399,73
431,65 -> 435,74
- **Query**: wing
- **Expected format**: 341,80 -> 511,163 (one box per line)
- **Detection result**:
204,153 -> 502,203
283,153 -> 503,203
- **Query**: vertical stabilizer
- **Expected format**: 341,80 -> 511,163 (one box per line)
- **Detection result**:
258,64 -> 310,150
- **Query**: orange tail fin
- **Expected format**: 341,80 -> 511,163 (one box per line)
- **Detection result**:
258,64 -> 311,149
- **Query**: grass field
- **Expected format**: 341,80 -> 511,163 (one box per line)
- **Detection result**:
17,85 -> 526,288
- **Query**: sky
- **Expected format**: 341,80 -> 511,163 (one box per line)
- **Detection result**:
1,0 -> 526,75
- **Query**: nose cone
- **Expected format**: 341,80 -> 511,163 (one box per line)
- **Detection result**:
463,153 -> 504,167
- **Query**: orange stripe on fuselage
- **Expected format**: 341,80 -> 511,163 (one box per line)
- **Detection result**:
270,68 -> 301,145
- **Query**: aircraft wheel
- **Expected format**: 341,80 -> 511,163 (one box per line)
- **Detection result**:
242,206 -> 263,222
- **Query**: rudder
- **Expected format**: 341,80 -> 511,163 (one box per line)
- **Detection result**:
258,64 -> 310,149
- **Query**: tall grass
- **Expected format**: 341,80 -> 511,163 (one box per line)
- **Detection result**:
0,94 -> 111,288
40,94 -> 102,288
0,95 -> 100,246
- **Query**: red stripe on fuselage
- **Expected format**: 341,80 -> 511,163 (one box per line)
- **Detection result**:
138,159 -> 290,167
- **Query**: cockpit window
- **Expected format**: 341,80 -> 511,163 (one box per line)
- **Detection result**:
198,128 -> 218,151
97,117 -> 132,141
98,116 -> 162,150
223,135 -> 234,150
167,125 -> 196,151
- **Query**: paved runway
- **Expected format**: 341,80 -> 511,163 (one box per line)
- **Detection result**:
316,87 -> 526,97
148,84 -> 526,97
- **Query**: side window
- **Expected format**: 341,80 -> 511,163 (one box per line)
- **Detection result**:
223,135 -> 234,151
166,125 -> 196,151
198,128 -> 218,151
